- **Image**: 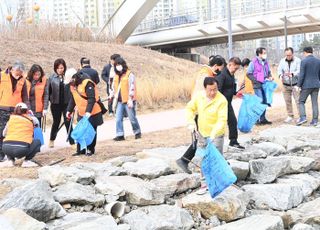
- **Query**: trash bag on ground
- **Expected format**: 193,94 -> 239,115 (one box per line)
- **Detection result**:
262,81 -> 278,104
71,117 -> 96,150
238,94 -> 268,133
201,141 -> 237,198
33,127 -> 44,145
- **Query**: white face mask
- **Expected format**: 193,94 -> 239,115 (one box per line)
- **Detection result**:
261,54 -> 267,60
116,65 -> 123,72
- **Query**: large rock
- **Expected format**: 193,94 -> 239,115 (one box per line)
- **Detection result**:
53,182 -> 105,206
213,215 -> 284,230
224,149 -> 267,162
0,208 -> 46,230
122,158 -> 173,179
63,216 -> 117,230
287,139 -> 320,153
105,156 -> 138,167
46,212 -> 101,229
150,173 -> 200,196
105,176 -> 165,205
292,223 -> 316,230
242,183 -> 304,211
71,162 -> 126,177
38,165 -> 94,186
0,180 -> 65,222
182,186 -> 249,221
252,142 -> 286,156
228,160 -> 249,180
122,205 -> 194,230
249,156 -> 315,183
305,150 -> 320,171
284,198 -> 320,228
94,179 -> 125,196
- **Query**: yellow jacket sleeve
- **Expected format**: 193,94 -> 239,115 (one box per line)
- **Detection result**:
209,99 -> 228,139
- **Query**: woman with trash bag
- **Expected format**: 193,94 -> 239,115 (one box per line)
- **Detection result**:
1,103 -> 41,167
67,71 -> 103,156
26,64 -> 49,128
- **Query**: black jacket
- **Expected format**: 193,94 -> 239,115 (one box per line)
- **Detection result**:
216,67 -> 237,103
80,66 -> 100,85
67,76 -> 103,127
298,55 -> 320,89
48,73 -> 71,105
101,64 -> 112,95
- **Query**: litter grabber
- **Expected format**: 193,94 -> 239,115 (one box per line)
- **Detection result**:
57,121 -> 65,132
32,158 -> 66,167
66,111 -> 75,142
41,115 -> 46,133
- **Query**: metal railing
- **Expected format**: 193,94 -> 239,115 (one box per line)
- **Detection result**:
134,0 -> 320,33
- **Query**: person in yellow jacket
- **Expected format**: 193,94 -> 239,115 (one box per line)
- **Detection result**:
112,57 -> 141,141
67,72 -> 103,156
0,61 -> 30,161
176,77 -> 228,174
26,64 -> 49,127
1,103 -> 40,167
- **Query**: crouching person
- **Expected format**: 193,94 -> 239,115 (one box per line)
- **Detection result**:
2,103 -> 41,167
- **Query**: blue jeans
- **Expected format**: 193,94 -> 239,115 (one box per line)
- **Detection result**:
116,101 -> 141,137
254,88 -> 267,121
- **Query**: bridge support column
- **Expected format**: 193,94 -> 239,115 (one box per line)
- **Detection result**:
157,48 -> 200,63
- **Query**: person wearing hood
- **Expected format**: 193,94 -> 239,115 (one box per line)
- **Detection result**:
67,71 -> 103,156
247,47 -> 273,125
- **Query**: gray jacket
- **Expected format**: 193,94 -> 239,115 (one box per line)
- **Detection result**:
298,55 -> 320,89
277,56 -> 301,86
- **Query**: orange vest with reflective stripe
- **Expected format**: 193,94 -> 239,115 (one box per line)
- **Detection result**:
70,79 -> 101,116
4,114 -> 34,144
26,77 -> 47,112
114,70 -> 136,103
0,71 -> 25,108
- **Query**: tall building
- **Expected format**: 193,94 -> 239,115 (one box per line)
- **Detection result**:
98,0 -> 123,27
84,0 -> 98,27
49,0 -> 85,26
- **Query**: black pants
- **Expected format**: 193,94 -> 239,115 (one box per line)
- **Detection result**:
108,97 -> 114,114
228,102 -> 238,143
181,115 -> 198,162
50,104 -> 74,145
0,110 -> 11,158
77,126 -> 97,154
3,139 -> 41,160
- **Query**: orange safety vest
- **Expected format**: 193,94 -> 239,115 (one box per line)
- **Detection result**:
114,70 -> 137,103
191,65 -> 217,98
0,71 -> 26,108
70,79 -> 101,116
199,65 -> 215,77
26,77 -> 47,113
4,114 -> 34,144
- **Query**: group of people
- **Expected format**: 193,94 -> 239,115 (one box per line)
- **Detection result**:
176,46 -> 320,180
0,55 -> 142,166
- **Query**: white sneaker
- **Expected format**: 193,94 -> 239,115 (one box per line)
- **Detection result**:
284,117 -> 293,123
0,160 -> 14,167
21,160 -> 38,168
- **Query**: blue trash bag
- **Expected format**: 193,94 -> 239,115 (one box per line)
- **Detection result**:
33,127 -> 44,145
201,141 -> 237,198
71,117 -> 96,151
262,81 -> 278,104
238,94 -> 268,133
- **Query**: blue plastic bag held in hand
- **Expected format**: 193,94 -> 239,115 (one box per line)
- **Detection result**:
71,117 -> 96,150
33,127 -> 44,145
238,94 -> 268,133
262,81 -> 277,104
201,142 -> 237,198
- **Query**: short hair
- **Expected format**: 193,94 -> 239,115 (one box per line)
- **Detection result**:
110,54 -> 121,61
285,47 -> 294,53
203,77 -> 218,88
229,57 -> 241,65
80,57 -> 90,65
53,58 -> 67,75
303,46 -> 313,54
241,58 -> 251,67
209,56 -> 225,67
256,47 -> 266,56
27,64 -> 45,82
12,61 -> 25,71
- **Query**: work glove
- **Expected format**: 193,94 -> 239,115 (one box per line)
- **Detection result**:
66,111 -> 72,120
84,112 -> 91,118
42,109 -> 47,116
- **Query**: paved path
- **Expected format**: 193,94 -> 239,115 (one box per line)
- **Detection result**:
42,93 -> 286,151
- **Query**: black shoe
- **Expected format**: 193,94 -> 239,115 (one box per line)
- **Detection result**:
259,119 -> 272,125
229,142 -> 245,150
135,133 -> 141,139
176,158 -> 192,174
113,136 -> 125,141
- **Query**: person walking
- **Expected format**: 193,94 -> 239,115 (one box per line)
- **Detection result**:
216,57 -> 245,149
296,46 -> 320,126
278,47 -> 301,123
79,57 -> 100,85
176,77 -> 228,174
0,61 -> 29,161
101,54 -> 121,116
1,103 -> 40,167
112,57 -> 141,141
247,47 -> 273,125
26,64 -> 49,127
48,58 -> 75,148
67,72 -> 103,156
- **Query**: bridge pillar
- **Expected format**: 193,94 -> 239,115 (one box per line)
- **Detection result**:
157,47 -> 200,63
